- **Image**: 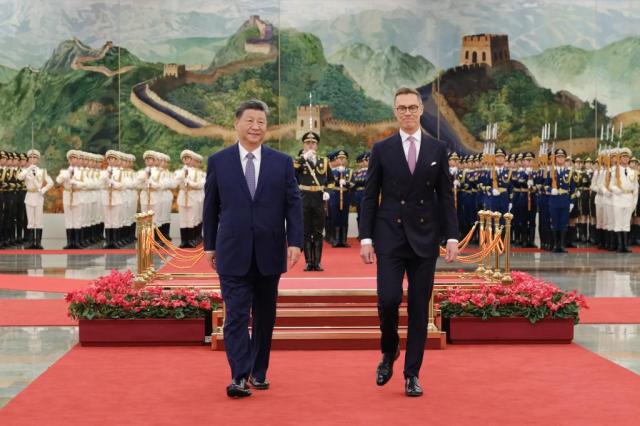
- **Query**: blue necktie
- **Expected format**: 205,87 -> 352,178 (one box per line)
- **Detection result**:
245,152 -> 256,198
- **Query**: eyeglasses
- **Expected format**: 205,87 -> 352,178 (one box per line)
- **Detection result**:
395,105 -> 420,114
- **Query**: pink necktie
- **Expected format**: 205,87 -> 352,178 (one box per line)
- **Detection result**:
407,136 -> 417,174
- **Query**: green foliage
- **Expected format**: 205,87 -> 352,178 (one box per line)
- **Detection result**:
313,64 -> 393,122
460,70 -> 600,150
85,46 -> 143,71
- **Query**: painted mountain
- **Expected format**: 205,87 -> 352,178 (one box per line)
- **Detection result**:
328,43 -> 437,105
521,37 -> 640,115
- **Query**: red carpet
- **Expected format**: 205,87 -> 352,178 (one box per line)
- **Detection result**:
0,249 -> 136,255
511,246 -> 640,253
0,299 -> 76,326
1,344 -> 638,425
0,275 -> 91,293
581,298 -> 640,324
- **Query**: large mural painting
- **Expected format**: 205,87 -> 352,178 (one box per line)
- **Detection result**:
1,0 -> 640,186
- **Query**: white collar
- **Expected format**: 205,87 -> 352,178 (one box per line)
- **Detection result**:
238,142 -> 262,161
399,128 -> 422,143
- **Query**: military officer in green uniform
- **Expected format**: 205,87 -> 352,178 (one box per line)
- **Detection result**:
294,132 -> 335,271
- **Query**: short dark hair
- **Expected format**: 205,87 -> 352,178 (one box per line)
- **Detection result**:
394,87 -> 422,104
235,99 -> 270,119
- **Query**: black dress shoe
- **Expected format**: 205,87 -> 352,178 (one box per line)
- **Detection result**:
226,378 -> 251,398
376,347 -> 400,386
249,377 -> 270,390
405,376 -> 423,397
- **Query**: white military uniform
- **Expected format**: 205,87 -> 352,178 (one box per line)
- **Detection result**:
17,164 -> 53,229
610,150 -> 639,233
175,150 -> 205,247
16,150 -> 53,249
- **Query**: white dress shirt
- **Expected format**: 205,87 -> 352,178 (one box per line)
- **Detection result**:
238,142 -> 262,184
361,129 -> 458,246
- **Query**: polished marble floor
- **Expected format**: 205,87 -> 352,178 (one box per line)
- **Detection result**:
0,249 -> 639,409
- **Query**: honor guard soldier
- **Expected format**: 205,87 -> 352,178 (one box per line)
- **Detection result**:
512,152 -> 537,247
483,148 -> 512,216
120,153 -> 137,246
574,157 -> 591,243
352,151 -> 369,230
56,150 -> 83,249
137,150 -> 157,214
175,150 -> 205,248
3,153 -> 21,246
0,151 -> 7,247
324,151 -> 339,244
329,149 -> 354,247
610,148 -> 638,252
630,156 -> 640,245
294,131 -> 334,271
16,153 -> 28,244
459,156 -> 476,243
159,153 -> 176,241
191,154 -> 205,246
449,152 -> 463,239
101,150 -> 125,248
546,148 -> 576,253
17,149 -> 53,249
583,157 -> 598,244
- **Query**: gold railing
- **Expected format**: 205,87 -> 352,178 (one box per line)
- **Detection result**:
428,209 -> 515,334
133,211 -> 217,289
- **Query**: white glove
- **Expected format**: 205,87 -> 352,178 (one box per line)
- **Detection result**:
322,191 -> 330,201
339,179 -> 346,186
570,203 -> 574,212
453,179 -> 460,188
604,189 -> 612,197
40,188 -> 47,195
302,150 -> 316,162
611,186 -> 622,194
527,179 -> 534,188
336,166 -> 345,173
508,203 -> 513,212
492,188 -> 500,196
575,190 -> 581,197
551,188 -> 558,196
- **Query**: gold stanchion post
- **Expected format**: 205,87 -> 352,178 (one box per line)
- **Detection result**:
492,211 -> 503,280
427,292 -> 438,332
501,212 -> 513,284
483,211 -> 494,278
475,210 -> 486,276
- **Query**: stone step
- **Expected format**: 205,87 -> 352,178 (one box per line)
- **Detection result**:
211,326 -> 446,350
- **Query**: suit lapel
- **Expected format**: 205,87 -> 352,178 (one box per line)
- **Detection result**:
253,145 -> 270,201
390,132 -> 412,181
231,143 -> 253,201
412,131 -> 434,177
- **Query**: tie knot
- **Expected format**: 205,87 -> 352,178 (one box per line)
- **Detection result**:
407,136 -> 416,143
246,152 -> 255,160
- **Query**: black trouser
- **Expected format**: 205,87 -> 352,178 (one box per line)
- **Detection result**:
302,191 -> 325,242
219,253 -> 280,382
377,248 -> 437,378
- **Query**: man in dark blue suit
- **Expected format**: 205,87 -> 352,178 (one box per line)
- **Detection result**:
203,100 -> 303,398
359,87 -> 459,397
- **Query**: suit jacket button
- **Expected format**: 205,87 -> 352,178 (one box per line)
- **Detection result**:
400,200 -> 405,205
419,200 -> 424,205
397,218 -> 402,224
420,218 -> 425,223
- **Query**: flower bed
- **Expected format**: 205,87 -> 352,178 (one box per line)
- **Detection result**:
66,270 -> 220,321
66,270 -> 221,346
437,271 -> 588,324
436,271 -> 588,344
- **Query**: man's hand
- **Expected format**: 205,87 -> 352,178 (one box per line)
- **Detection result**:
360,243 -> 375,264
205,251 -> 216,271
288,247 -> 301,268
445,240 -> 459,263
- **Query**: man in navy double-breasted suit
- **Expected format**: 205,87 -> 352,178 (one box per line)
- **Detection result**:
359,87 -> 459,397
203,100 -> 303,398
